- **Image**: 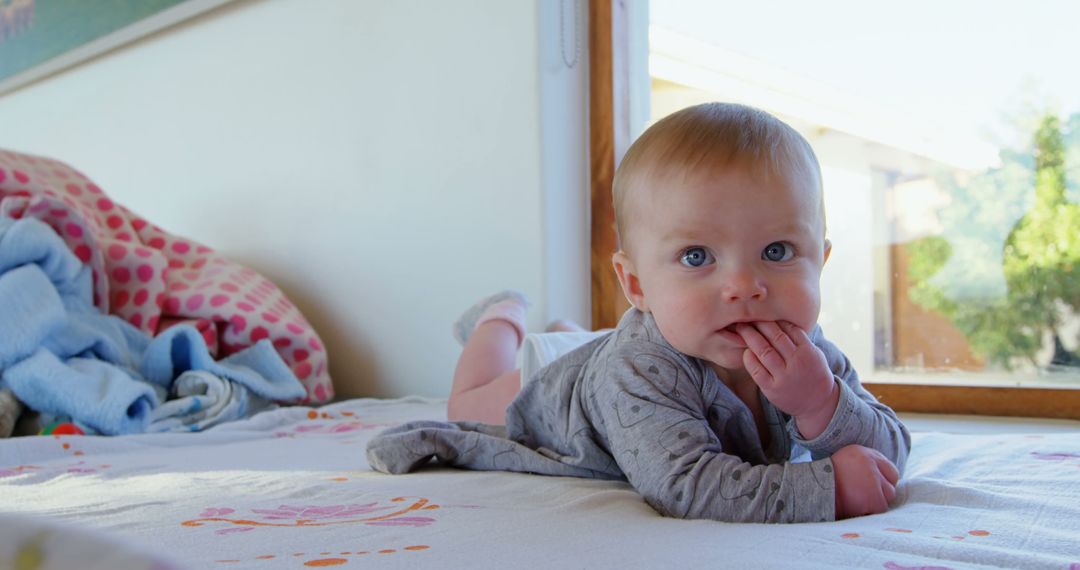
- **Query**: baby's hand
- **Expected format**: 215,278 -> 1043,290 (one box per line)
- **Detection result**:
736,321 -> 838,437
831,444 -> 899,519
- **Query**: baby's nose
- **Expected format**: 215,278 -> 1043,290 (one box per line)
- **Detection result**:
722,269 -> 766,302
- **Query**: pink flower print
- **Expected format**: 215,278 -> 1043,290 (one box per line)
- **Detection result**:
293,420 -> 395,435
251,503 -> 390,521
182,497 -> 439,531
64,460 -> 98,474
883,563 -> 952,570
295,421 -> 363,434
0,465 -> 40,478
367,517 -> 439,527
326,422 -> 366,433
215,527 -> 254,536
1030,451 -> 1080,461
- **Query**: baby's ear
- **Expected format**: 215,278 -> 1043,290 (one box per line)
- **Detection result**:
612,251 -> 649,312
822,239 -> 832,265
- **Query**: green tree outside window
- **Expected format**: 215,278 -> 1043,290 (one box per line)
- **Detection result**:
905,112 -> 1080,372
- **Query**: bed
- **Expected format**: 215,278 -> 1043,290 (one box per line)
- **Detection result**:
2,147 -> 1079,569
2,396 -> 1079,569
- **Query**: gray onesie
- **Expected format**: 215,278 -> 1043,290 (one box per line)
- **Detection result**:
366,309 -> 910,523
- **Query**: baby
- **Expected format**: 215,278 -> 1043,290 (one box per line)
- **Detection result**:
367,102 -> 910,523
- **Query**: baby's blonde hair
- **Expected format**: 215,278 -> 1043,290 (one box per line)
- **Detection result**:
612,102 -> 824,251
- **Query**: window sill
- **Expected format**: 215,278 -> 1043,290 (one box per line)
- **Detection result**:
900,411 -> 1080,434
863,381 -> 1080,420
869,369 -> 1080,388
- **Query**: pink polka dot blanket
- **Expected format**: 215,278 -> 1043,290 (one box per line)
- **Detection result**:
0,149 -> 333,406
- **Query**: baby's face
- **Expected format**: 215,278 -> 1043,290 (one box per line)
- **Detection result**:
622,163 -> 829,370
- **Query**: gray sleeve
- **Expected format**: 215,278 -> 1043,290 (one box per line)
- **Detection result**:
365,420 -> 619,480
789,334 -> 912,474
591,344 -> 836,523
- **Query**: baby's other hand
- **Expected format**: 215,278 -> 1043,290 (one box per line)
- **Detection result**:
832,444 -> 899,519
737,321 -> 837,433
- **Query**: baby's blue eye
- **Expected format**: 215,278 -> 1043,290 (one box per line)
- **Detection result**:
680,247 -> 714,267
762,242 -> 794,262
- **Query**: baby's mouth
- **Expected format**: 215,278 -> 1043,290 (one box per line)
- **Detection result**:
719,323 -> 747,342
722,321 -> 754,333
718,323 -> 749,347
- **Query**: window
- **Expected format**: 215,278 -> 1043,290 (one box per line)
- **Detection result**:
590,0 -> 1080,418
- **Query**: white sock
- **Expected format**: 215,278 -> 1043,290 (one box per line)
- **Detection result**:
452,290 -> 529,346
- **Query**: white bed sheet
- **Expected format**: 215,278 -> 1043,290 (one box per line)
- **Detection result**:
2,397 -> 1079,569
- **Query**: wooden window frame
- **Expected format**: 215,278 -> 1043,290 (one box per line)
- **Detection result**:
588,0 -> 630,332
587,0 -> 1080,420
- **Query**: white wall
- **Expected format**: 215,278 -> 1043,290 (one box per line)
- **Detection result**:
0,0 -> 591,399
538,0 -> 590,337
811,133 -> 877,375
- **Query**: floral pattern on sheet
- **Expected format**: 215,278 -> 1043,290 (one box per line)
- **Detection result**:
182,497 -> 440,535
882,563 -> 953,570
1030,451 -> 1080,465
212,544 -> 432,566
273,409 -> 398,438
0,436 -> 107,479
841,527 -> 998,570
841,527 -> 992,542
0,460 -> 110,479
0,465 -> 39,478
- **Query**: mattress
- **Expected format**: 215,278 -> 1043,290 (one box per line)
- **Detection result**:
1,397 -> 1078,569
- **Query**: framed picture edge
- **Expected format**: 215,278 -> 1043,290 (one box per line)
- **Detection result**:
0,0 -> 236,97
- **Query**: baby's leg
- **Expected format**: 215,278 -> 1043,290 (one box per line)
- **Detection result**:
448,321 -> 522,424
447,291 -> 528,425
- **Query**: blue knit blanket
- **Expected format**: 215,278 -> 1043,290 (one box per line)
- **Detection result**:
0,217 -> 304,435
